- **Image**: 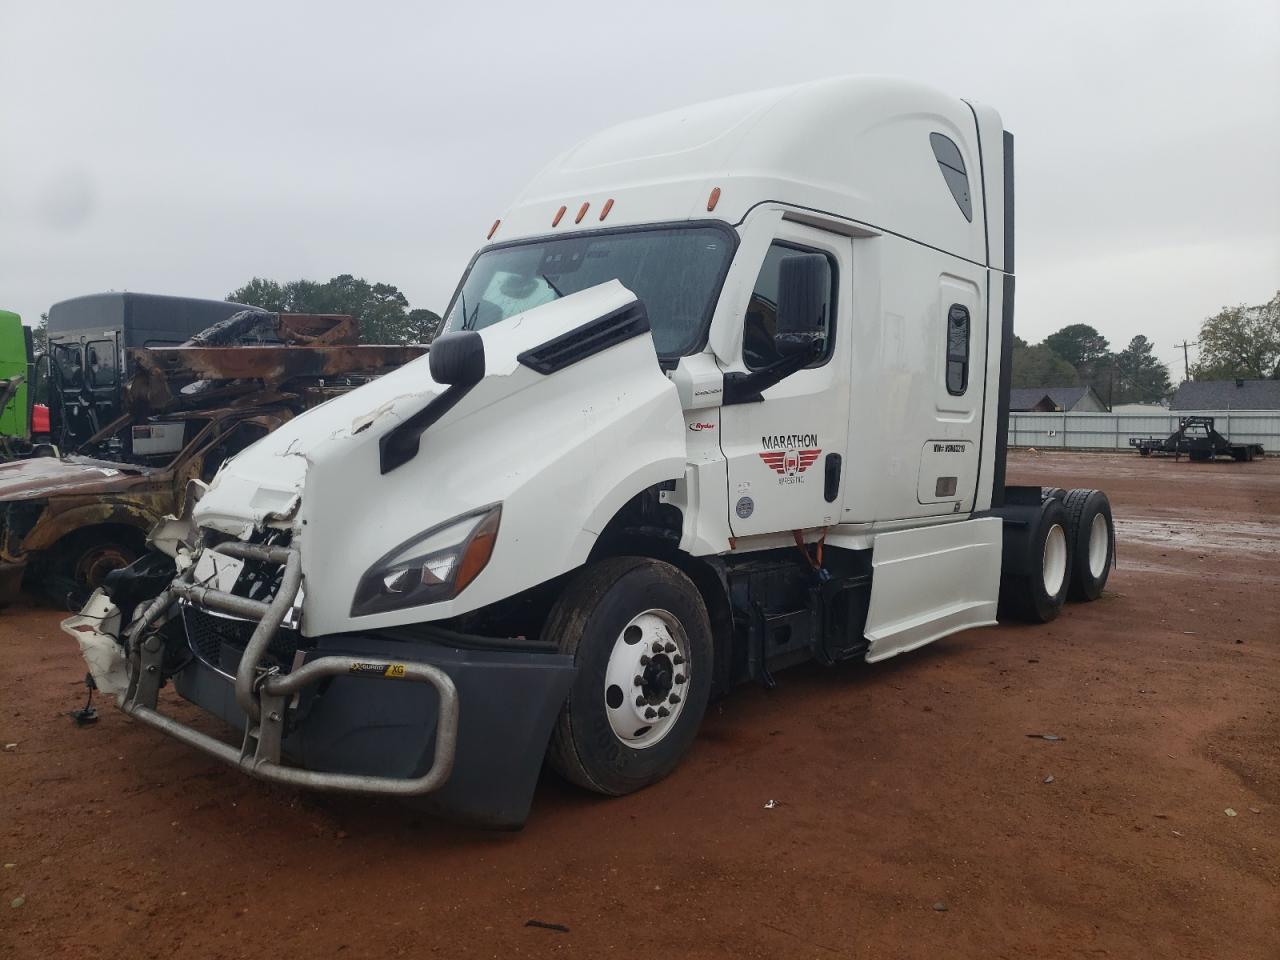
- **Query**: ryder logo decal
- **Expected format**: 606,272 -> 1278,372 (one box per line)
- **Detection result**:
760,433 -> 820,485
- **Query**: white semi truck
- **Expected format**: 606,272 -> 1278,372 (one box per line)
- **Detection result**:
65,76 -> 1115,827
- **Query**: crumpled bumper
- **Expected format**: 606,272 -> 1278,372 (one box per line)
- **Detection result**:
172,631 -> 576,828
73,537 -> 577,828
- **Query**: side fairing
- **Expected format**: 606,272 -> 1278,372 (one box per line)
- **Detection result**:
197,282 -> 686,637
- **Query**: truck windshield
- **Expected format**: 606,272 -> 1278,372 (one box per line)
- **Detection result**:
443,224 -> 734,358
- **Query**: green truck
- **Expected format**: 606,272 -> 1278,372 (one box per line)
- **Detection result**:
0,310 -> 36,450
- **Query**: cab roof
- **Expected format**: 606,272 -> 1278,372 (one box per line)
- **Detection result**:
490,75 -> 1005,269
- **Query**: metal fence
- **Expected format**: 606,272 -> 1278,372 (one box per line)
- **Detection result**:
1008,410 -> 1280,453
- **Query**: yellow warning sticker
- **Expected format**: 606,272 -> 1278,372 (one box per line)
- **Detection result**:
383,663 -> 406,679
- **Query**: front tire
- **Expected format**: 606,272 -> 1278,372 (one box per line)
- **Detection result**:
545,556 -> 713,796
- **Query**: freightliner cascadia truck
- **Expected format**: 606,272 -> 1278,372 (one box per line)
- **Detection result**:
64,76 -> 1115,827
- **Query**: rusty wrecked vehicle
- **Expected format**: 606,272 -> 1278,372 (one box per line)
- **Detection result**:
0,303 -> 422,605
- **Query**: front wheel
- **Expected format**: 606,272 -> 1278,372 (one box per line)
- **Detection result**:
545,556 -> 713,796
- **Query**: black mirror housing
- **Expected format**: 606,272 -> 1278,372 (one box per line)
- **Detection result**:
775,254 -> 829,337
774,332 -> 819,359
429,330 -> 486,386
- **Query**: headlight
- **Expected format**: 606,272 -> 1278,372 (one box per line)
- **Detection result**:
350,504 -> 501,616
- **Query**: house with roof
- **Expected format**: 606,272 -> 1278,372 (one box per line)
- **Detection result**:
1008,386 -> 1108,413
1170,379 -> 1280,411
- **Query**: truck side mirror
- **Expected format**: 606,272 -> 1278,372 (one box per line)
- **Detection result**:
774,254 -> 828,358
382,330 -> 487,474
428,330 -> 486,386
723,254 -> 829,406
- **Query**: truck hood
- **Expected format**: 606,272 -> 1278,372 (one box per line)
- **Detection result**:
190,349 -> 450,537
0,456 -> 150,501
193,280 -> 689,636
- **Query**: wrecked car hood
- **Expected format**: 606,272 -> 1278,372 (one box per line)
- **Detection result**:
0,456 -> 151,501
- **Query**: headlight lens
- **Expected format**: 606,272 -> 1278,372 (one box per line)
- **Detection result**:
350,504 -> 501,616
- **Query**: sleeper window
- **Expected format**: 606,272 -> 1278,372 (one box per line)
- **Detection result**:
930,133 -> 973,222
946,304 -> 970,395
742,242 -> 836,370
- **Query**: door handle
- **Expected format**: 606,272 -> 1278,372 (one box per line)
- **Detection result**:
824,453 -> 842,503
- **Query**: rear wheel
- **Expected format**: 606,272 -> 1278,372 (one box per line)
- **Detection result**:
1000,498 -> 1071,623
545,556 -> 713,796
1064,488 -> 1113,601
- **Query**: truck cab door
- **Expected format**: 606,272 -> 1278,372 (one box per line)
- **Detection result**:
719,222 -> 851,537
83,335 -> 121,430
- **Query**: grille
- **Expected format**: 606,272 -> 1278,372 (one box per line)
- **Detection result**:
182,604 -> 301,676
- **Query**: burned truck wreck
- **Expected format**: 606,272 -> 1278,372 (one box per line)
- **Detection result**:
2,309 -> 422,605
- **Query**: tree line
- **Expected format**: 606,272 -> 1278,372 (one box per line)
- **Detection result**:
227,275 -> 442,344
1013,290 -> 1280,404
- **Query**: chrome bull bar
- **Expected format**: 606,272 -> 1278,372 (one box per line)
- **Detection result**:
121,541 -> 459,797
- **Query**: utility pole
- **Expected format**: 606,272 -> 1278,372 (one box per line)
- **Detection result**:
1174,340 -> 1195,381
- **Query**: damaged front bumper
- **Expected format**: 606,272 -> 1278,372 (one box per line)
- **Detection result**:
70,539 -> 575,828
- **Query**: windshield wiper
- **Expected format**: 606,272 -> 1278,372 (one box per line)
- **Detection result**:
540,273 -> 565,298
458,290 -> 470,331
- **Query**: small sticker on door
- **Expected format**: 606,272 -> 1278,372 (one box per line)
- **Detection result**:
735,496 -> 754,519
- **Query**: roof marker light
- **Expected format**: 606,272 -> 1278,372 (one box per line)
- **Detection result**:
575,201 -> 590,224
599,198 -> 614,221
487,219 -> 500,240
552,205 -> 566,227
707,187 -> 721,212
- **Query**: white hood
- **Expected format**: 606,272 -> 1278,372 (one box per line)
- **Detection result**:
193,281 -> 688,636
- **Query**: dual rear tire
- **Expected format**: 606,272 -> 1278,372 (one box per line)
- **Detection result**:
1002,489 -> 1113,622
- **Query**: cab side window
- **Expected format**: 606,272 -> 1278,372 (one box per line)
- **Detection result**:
742,242 -> 836,370
86,340 -> 117,388
945,304 -> 970,395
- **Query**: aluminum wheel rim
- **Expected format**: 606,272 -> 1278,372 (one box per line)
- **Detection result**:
603,609 -> 690,750
1042,524 -> 1067,597
1087,512 -> 1109,578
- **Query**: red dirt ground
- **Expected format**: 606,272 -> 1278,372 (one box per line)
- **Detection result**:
2,451 -> 1277,959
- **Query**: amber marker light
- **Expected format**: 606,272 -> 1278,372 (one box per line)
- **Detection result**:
599,198 -> 614,221
574,201 -> 590,224
454,508 -> 501,595
487,219 -> 500,240
707,186 -> 721,211
552,205 -> 566,227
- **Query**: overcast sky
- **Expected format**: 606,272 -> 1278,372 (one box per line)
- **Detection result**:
2,0 -> 1277,378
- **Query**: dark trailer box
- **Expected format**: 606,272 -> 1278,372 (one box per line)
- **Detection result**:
47,292 -> 254,352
